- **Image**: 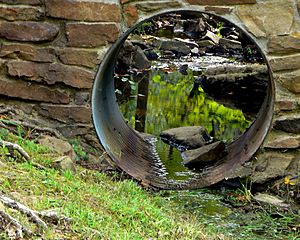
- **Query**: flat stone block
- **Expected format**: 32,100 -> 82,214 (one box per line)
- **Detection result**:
7,61 -> 94,89
268,33 -> 300,54
236,0 -> 294,37
56,48 -> 99,69
0,6 -> 44,21
269,54 -> 300,72
66,23 -> 119,47
0,21 -> 58,42
0,0 -> 41,5
0,43 -> 56,63
45,0 -> 121,22
38,105 -> 91,124
0,79 -> 69,104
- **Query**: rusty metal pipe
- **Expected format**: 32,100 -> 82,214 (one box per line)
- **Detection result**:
92,10 -> 274,189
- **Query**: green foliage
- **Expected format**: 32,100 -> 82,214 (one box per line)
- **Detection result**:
121,69 -> 251,142
69,137 -> 89,161
216,22 -> 224,38
131,21 -> 154,36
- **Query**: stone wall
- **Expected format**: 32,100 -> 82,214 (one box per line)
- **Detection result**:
1,0 -> 300,183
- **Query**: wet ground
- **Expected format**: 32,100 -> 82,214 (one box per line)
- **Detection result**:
158,187 -> 300,239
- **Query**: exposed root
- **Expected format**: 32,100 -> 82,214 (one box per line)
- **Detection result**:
0,106 -> 15,115
0,208 -> 33,239
0,195 -> 72,239
0,140 -> 31,161
0,195 -> 47,229
37,209 -> 72,225
0,139 -> 48,170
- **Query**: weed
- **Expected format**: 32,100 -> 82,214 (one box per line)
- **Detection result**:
69,137 -> 89,161
238,179 -> 253,202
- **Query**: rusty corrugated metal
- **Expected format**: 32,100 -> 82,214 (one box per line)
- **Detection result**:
91,10 -> 274,189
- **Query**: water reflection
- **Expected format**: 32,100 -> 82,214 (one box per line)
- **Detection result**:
114,13 -> 268,180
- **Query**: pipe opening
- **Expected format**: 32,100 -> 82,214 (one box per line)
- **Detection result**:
92,10 -> 274,189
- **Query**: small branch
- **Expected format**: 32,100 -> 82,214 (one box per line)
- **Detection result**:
0,140 -> 31,161
0,106 -> 14,115
36,209 -> 72,224
0,208 -> 33,238
0,195 -> 47,229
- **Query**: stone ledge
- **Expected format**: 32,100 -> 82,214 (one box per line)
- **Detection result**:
0,79 -> 70,104
276,70 -> 300,94
264,130 -> 300,149
134,1 -> 183,12
204,6 -> 233,15
274,99 -> 299,112
273,114 -> 300,134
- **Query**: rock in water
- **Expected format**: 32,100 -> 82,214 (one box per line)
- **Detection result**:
181,141 -> 226,168
154,39 -> 190,56
219,38 -> 242,50
160,126 -> 211,150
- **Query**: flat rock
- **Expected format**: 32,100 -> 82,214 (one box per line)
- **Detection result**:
253,193 -> 289,208
264,131 -> 300,149
0,21 -> 58,42
182,141 -> 226,168
277,70 -> 300,94
203,30 -> 219,44
225,150 -> 299,184
154,39 -> 190,56
53,156 -> 76,173
236,0 -> 294,37
38,135 -> 76,161
219,38 -> 242,50
251,152 -> 295,183
268,33 -> 300,54
269,54 -> 300,72
273,115 -> 300,134
197,40 -> 215,48
160,126 -> 211,150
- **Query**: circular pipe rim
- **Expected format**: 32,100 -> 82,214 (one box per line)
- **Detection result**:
92,9 -> 275,189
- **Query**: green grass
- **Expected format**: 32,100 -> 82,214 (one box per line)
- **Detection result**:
3,127 -> 298,240
0,128 -> 226,240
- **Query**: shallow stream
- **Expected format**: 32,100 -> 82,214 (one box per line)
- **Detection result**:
116,55 -> 253,180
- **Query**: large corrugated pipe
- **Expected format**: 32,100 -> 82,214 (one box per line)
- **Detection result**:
92,10 -> 274,189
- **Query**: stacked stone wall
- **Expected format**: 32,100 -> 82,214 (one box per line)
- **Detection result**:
1,0 -> 300,182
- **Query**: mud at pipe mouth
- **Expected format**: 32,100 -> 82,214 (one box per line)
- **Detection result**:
91,10 -> 274,190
